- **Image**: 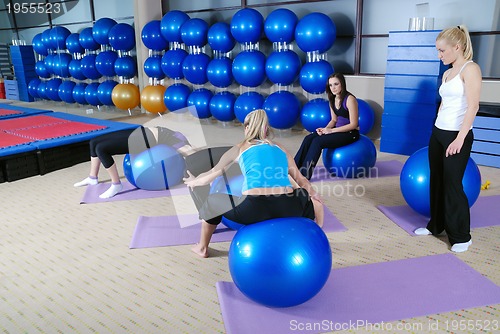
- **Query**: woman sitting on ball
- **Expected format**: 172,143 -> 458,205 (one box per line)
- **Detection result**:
184,109 -> 324,258
295,72 -> 360,179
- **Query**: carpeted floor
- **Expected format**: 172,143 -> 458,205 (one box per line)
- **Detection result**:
0,103 -> 499,333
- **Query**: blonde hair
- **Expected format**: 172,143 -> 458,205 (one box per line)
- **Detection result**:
242,109 -> 273,143
437,25 -> 473,60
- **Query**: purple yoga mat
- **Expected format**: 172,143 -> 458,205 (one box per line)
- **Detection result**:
80,180 -> 190,204
310,160 -> 403,182
378,195 -> 500,236
217,254 -> 500,334
129,207 -> 346,249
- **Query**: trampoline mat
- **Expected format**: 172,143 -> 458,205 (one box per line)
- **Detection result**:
12,121 -> 108,140
0,132 -> 34,148
0,115 -> 69,131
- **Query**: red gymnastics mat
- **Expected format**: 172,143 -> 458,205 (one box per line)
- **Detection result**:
0,132 -> 34,148
0,115 -> 69,131
0,108 -> 23,117
12,121 -> 107,140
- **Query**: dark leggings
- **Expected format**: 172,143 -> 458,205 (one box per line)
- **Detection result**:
89,129 -> 136,169
427,126 -> 474,245
294,130 -> 360,179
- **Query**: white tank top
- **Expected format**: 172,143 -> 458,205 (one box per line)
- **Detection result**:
434,61 -> 473,131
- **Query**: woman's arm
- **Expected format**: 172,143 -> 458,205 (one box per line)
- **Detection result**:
316,106 -> 337,135
326,95 -> 359,133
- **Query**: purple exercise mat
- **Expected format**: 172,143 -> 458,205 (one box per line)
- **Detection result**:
217,254 -> 500,334
80,180 -> 190,204
378,195 -> 500,236
310,160 -> 403,182
129,207 -> 346,249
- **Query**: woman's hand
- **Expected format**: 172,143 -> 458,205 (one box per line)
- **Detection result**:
183,170 -> 198,189
316,127 -> 333,135
446,137 -> 465,157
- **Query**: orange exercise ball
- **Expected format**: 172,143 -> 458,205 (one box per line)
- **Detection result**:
111,83 -> 140,110
141,84 -> 167,113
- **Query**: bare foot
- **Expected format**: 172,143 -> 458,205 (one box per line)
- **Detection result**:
191,244 -> 208,258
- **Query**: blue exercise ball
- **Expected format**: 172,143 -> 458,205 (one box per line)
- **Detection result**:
400,147 -> 481,217
85,82 -> 101,106
357,99 -> 375,135
66,33 -> 84,54
37,81 -> 48,100
263,91 -> 301,129
210,91 -> 236,122
68,59 -> 87,80
265,49 -> 301,86
114,55 -> 137,79
209,174 -> 245,230
230,8 -> 264,44
79,27 -> 99,51
160,10 -> 190,43
72,82 -> 88,104
187,88 -> 213,119
108,23 -> 136,52
44,54 -> 56,75
164,83 -> 191,113
46,78 -> 63,101
144,55 -> 165,80
264,8 -> 298,43
97,80 -> 118,106
123,154 -> 137,187
142,20 -> 168,51
300,60 -> 334,94
182,53 -> 210,85
180,18 -> 209,47
41,29 -> 54,51
52,53 -> 72,78
92,17 -> 117,46
35,60 -> 51,78
161,48 -> 188,79
295,12 -> 336,53
234,91 -> 265,123
95,50 -> 118,77
49,26 -> 71,50
129,144 -> 187,190
322,135 -> 377,178
232,50 -> 266,87
81,54 -> 102,80
229,217 -> 332,307
207,57 -> 233,88
207,22 -> 236,53
32,33 -> 48,56
28,78 -> 41,98
301,98 -> 331,132
58,80 -> 76,103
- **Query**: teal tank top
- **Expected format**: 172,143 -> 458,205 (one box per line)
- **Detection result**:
238,142 -> 292,192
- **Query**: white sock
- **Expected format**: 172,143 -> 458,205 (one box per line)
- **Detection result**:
451,240 -> 472,253
99,183 -> 123,199
74,176 -> 98,187
414,227 -> 432,235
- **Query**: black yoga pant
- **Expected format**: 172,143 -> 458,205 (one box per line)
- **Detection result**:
89,129 -> 137,169
294,130 -> 360,179
427,126 -> 474,245
199,188 -> 315,225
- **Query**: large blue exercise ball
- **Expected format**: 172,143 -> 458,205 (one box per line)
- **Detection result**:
114,55 -> 137,79
68,59 -> 87,80
232,50 -> 266,87
49,26 -> 71,50
400,147 -> 481,217
79,27 -> 99,51
160,10 -> 190,43
72,83 -> 88,104
207,57 -> 233,88
161,48 -> 188,79
81,54 -> 102,80
142,20 -> 168,51
187,88 -> 213,119
46,78 -> 63,101
265,50 -> 301,86
85,82 -> 101,106
234,91 -> 265,123
58,80 -> 76,103
41,29 -> 54,51
207,22 -> 236,53
182,53 -> 210,85
210,91 -> 236,122
229,217 -> 332,307
129,144 -> 187,190
300,60 -> 334,94
180,18 -> 209,47
301,98 -> 331,132
123,154 -> 137,187
95,50 -> 118,77
322,135 -> 377,178
97,80 -> 118,106
164,83 -> 191,112
32,33 -> 48,56
37,80 -> 48,100
35,60 -> 50,78
209,174 -> 245,230
295,12 -> 336,53
66,33 -> 84,54
28,78 -> 41,98
92,17 -> 117,46
108,23 -> 136,52
263,91 -> 301,129
357,99 -> 375,135
44,54 -> 56,75
144,55 -> 165,80
52,53 -> 72,78
230,8 -> 264,44
264,8 -> 298,43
